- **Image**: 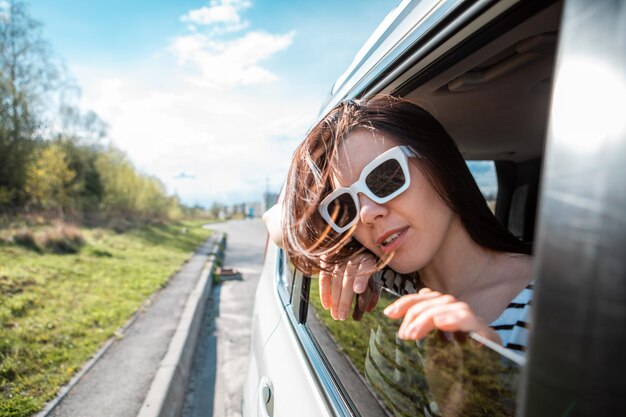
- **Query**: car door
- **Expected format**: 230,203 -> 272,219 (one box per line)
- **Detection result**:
243,245 -> 332,417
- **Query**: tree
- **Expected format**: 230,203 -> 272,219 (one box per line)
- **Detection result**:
209,201 -> 224,219
54,107 -> 109,216
24,142 -> 77,213
0,0 -> 59,207
57,138 -> 104,214
94,148 -> 137,217
58,105 -> 109,145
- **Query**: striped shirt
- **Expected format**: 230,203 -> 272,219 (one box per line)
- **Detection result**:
489,282 -> 533,352
374,268 -> 419,296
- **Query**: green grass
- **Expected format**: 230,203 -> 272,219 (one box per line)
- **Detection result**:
0,220 -> 212,417
308,278 -> 397,371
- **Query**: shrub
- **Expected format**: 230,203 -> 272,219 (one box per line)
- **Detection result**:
41,224 -> 85,254
13,229 -> 41,253
89,248 -> 113,257
11,223 -> 85,254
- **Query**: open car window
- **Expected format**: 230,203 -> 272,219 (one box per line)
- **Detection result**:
272,1 -> 565,413
467,160 -> 498,213
304,274 -> 524,417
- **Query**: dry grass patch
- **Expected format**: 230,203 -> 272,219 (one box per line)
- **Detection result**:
10,223 -> 85,254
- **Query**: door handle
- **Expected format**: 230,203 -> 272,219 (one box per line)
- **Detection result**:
258,377 -> 274,417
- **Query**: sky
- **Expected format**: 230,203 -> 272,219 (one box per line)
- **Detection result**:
26,0 -> 401,206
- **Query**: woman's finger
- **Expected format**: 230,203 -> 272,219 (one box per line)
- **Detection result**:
383,289 -> 443,319
432,309 -> 502,344
330,263 -> 344,320
397,294 -> 456,336
319,256 -> 332,310
352,255 -> 376,294
399,302 -> 477,340
431,302 -> 480,332
337,259 -> 360,320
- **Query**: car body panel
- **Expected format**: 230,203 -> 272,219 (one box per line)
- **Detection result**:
243,246 -> 332,417
242,244 -> 284,416
322,0 -> 466,114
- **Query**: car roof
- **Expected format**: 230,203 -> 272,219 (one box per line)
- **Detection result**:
320,0 -> 454,115
319,0 -> 563,162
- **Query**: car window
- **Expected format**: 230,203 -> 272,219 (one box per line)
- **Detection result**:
305,276 -> 523,417
467,160 -> 498,213
276,248 -> 296,303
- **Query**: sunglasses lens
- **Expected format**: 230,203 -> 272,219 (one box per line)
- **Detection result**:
328,193 -> 357,229
365,159 -> 406,198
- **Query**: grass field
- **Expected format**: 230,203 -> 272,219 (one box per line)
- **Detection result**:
308,278 -> 397,371
0,220 -> 212,417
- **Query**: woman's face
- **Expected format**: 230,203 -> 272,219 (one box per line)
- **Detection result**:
333,128 -> 457,273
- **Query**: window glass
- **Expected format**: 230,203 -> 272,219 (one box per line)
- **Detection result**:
276,249 -> 296,303
467,161 -> 498,213
306,277 -> 522,417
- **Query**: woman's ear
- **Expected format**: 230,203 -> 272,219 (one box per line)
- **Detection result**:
263,203 -> 284,248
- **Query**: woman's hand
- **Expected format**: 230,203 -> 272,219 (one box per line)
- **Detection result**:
320,253 -> 379,321
383,288 -> 501,344
263,202 -> 380,320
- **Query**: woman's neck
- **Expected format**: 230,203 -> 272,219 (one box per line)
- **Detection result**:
418,216 -> 496,296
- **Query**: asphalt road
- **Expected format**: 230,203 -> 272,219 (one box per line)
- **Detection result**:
182,219 -> 267,417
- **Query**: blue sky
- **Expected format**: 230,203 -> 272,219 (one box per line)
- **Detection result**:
27,0 -> 400,206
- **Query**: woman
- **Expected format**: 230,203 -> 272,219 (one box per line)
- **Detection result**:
266,95 -> 533,351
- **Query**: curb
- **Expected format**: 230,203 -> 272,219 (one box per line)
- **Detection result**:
34,233 -> 225,417
136,233 -> 226,417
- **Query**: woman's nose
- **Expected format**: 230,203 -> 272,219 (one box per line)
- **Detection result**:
358,194 -> 387,226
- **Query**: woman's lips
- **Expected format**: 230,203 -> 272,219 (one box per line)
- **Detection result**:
377,227 -> 409,254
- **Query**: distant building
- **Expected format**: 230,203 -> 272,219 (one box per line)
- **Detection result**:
262,191 -> 279,214
226,201 -> 263,218
261,176 -> 279,215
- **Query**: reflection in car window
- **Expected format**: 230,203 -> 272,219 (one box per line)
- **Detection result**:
306,277 -> 522,417
467,161 -> 498,213
276,249 -> 297,303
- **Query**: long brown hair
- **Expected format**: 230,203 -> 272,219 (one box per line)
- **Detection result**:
282,95 -> 530,274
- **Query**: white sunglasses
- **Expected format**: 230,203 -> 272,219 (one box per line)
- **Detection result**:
318,145 -> 413,233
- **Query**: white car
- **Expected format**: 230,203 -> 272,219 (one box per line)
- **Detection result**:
243,0 -> 626,416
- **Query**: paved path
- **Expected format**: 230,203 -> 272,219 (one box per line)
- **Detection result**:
49,237 -> 220,417
182,219 -> 267,417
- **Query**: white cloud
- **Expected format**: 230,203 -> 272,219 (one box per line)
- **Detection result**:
174,0 -> 295,87
181,0 -> 252,35
171,30 -> 295,87
68,0 -> 311,206
74,62 -> 317,206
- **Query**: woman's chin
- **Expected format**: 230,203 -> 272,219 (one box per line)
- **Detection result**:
386,259 -> 419,275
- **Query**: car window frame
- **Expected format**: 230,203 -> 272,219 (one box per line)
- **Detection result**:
274,247 -> 359,417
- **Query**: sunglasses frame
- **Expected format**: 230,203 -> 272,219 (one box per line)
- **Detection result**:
318,145 -> 413,233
